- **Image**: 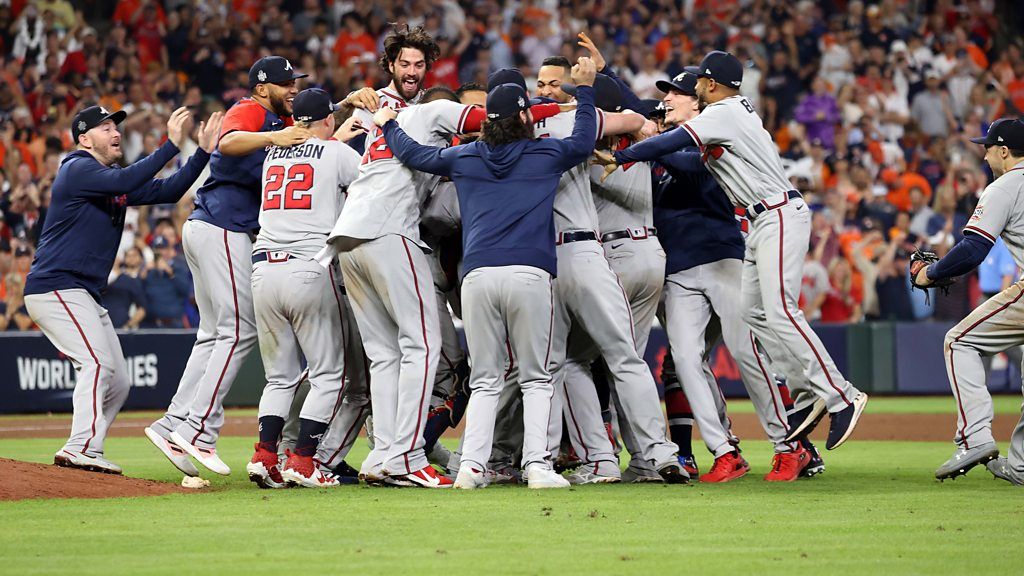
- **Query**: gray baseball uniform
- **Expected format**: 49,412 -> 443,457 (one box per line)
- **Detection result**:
559,151 -> 665,474
680,95 -> 862,413
252,138 -> 361,435
325,99 -> 478,477
944,164 -> 1024,474
536,111 -> 679,472
149,218 -> 258,449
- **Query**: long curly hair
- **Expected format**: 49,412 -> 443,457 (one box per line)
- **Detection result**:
378,25 -> 440,74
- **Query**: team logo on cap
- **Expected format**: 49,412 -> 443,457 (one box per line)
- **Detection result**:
284,60 -> 293,70
998,136 -> 1004,142
517,96 -> 525,108
674,73 -> 687,82
257,69 -> 267,82
705,68 -> 712,74
77,120 -> 87,132
731,80 -> 742,87
100,107 -> 110,115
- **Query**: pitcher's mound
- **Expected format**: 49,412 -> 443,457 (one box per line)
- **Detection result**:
0,458 -> 186,501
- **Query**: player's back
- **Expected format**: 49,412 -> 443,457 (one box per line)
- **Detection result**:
256,137 -> 361,260
684,95 -> 791,207
535,110 -> 603,234
590,138 -> 653,231
334,100 -> 476,246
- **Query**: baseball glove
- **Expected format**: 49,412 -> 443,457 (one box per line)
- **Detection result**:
908,249 -> 955,293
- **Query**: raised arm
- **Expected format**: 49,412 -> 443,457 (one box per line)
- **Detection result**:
72,140 -> 180,198
551,59 -> 599,170
577,32 -> 648,114
377,108 -> 456,177
127,112 -> 223,206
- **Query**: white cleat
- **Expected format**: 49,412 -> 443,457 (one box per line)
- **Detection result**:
566,464 -> 621,485
145,427 -> 200,477
453,465 -> 489,490
169,431 -> 231,476
54,449 -> 123,475
281,453 -> 341,488
525,463 -> 570,489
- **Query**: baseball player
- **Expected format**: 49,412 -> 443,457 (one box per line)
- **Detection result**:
243,88 -> 364,489
25,106 -> 222,474
532,65 -> 688,484
912,118 -> 1024,485
146,56 -> 313,476
343,26 -> 439,153
378,61 -> 607,489
322,89 -> 489,489
627,67 -> 812,481
606,51 -> 869,451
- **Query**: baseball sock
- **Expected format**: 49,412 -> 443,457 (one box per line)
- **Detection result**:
295,418 -> 329,457
258,416 -> 285,452
664,383 -> 693,456
777,377 -> 816,452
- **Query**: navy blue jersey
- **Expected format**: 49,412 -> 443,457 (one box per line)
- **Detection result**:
25,143 -> 209,301
190,98 -> 292,232
652,148 -> 745,275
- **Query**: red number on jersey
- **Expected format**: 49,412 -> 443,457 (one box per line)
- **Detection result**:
262,164 -> 314,210
361,135 -> 394,165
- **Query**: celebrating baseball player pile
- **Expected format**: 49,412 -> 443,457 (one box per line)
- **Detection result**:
41,24 -> 1024,491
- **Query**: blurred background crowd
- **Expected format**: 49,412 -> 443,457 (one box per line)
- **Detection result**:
0,0 -> 1022,332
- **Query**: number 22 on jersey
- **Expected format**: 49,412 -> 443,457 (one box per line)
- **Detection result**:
263,163 -> 314,210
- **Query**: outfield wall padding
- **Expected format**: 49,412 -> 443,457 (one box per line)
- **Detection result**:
0,322 -> 1010,414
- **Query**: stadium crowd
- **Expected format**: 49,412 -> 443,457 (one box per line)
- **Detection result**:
0,0 -> 1020,331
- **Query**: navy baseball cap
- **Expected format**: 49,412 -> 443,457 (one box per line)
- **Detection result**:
970,118 -> 1024,148
72,105 -> 127,143
486,84 -> 529,121
656,66 -> 700,96
249,56 -> 308,88
561,74 -> 623,113
292,88 -> 338,123
487,68 -> 528,93
696,51 -> 744,89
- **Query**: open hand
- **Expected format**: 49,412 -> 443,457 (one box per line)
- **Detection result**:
166,107 -> 191,149
269,125 -> 312,147
344,87 -> 380,112
591,150 -> 618,182
196,111 -> 224,153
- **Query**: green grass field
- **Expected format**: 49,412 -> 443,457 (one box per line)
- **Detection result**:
2,399 -> 1023,575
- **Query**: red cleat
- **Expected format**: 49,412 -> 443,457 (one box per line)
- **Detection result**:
764,447 -> 811,482
385,465 -> 453,488
699,451 -> 750,483
246,443 -> 287,489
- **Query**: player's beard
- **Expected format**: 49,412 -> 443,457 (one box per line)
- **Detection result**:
396,73 -> 424,101
269,91 -> 291,118
95,139 -> 123,165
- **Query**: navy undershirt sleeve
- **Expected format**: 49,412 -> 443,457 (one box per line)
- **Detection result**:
927,232 -> 994,281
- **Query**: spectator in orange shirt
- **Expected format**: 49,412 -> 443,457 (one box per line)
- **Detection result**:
654,20 -> 691,64
333,13 -> 377,70
885,168 -> 932,212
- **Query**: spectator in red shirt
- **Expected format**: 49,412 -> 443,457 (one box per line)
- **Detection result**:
334,13 -> 377,70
